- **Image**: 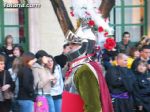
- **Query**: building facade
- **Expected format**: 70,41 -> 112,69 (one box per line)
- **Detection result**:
0,0 -> 150,55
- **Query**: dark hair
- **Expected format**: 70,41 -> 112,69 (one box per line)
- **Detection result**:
140,45 -> 150,51
122,32 -> 130,37
22,52 -> 35,67
35,50 -> 49,59
129,47 -> 139,58
136,60 -> 148,72
36,58 -> 42,65
4,35 -> 13,46
35,50 -> 49,65
63,43 -> 69,49
13,44 -> 24,56
47,55 -> 57,74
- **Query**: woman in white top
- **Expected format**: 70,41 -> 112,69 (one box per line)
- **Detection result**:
46,55 -> 64,112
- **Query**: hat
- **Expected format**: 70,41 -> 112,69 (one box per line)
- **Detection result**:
35,50 -> 49,59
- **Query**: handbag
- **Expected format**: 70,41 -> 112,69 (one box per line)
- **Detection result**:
34,83 -> 49,112
2,71 -> 13,100
34,95 -> 49,112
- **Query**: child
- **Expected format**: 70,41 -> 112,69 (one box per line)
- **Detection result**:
134,61 -> 150,112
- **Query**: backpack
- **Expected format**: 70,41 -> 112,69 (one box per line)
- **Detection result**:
34,95 -> 49,112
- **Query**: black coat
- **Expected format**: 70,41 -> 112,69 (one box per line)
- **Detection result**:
0,70 -> 15,92
134,72 -> 150,112
1,46 -> 15,70
17,66 -> 34,101
0,71 -> 14,112
54,54 -> 68,68
105,66 -> 135,112
102,49 -> 118,70
131,58 -> 150,73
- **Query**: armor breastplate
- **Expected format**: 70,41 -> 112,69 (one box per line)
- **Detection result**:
64,65 -> 81,94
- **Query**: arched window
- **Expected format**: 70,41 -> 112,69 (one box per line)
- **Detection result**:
110,0 -> 148,43
0,0 -> 28,50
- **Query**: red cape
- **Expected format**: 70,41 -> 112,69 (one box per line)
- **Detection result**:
89,61 -> 114,112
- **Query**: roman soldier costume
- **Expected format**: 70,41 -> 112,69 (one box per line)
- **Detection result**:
61,0 -> 115,112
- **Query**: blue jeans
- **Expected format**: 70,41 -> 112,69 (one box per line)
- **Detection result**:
18,100 -> 34,112
46,95 -> 55,112
53,98 -> 62,112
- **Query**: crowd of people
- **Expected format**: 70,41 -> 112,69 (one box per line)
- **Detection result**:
0,32 -> 150,112
102,32 -> 150,112
0,35 -> 64,112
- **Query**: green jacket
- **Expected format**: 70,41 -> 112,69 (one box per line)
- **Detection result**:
74,64 -> 102,112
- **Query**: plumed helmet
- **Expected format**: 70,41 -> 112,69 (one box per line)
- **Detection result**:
65,29 -> 96,62
65,0 -> 115,62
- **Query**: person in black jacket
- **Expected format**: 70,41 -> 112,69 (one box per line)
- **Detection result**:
1,35 -> 14,70
0,55 -> 15,112
133,61 -> 150,112
105,53 -> 135,112
54,43 -> 70,68
17,52 -> 36,112
102,48 -> 118,70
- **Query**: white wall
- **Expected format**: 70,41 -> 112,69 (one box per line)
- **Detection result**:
28,0 -> 41,53
29,0 -> 65,56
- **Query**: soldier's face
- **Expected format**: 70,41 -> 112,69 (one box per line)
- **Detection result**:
69,43 -> 81,52
63,46 -> 71,54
